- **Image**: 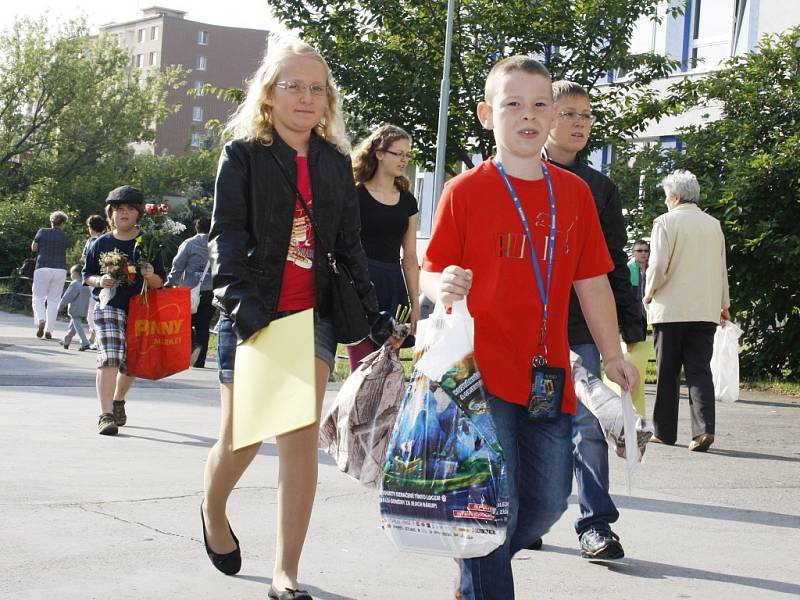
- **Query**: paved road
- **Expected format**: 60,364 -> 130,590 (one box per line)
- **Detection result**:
1,310 -> 798,599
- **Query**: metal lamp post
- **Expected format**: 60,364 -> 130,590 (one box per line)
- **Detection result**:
432,0 -> 456,206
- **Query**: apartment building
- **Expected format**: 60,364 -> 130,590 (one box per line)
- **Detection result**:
102,6 -> 268,155
588,0 -> 800,167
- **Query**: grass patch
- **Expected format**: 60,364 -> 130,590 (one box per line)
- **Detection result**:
332,344 -> 414,383
741,378 -> 800,397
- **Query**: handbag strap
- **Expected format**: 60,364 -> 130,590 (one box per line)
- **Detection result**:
267,148 -> 343,275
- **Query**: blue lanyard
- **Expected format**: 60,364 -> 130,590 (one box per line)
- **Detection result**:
494,159 -> 557,365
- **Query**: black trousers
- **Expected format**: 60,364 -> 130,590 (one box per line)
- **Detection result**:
192,290 -> 215,368
652,321 -> 717,443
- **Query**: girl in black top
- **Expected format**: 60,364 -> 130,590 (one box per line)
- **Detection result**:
348,124 -> 420,371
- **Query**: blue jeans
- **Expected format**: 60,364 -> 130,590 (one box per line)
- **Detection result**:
460,395 -> 572,600
571,343 -> 619,536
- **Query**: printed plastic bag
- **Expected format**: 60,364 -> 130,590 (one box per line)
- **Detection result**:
711,321 -> 742,402
319,344 -> 407,487
379,301 -> 508,558
571,352 -> 653,492
126,287 -> 191,379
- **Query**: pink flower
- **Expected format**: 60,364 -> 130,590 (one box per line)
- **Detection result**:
158,203 -> 170,214
145,203 -> 157,215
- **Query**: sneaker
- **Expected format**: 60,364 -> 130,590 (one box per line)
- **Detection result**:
688,433 -> 714,452
89,343 -> 98,351
36,321 -> 45,338
579,528 -> 624,560
98,413 -> 118,436
45,331 -> 52,340
112,400 -> 127,427
61,338 -> 70,350
78,344 -> 91,351
526,538 -> 543,550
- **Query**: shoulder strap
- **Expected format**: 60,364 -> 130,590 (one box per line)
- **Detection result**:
267,148 -> 342,274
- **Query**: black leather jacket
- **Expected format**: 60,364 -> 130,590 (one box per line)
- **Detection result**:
548,158 -> 646,345
209,132 -> 378,342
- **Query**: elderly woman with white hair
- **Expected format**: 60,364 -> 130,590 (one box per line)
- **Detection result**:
643,170 -> 731,452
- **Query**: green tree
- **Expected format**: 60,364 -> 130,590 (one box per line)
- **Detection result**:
268,0 -> 682,171
610,28 -> 800,380
0,17 -> 183,200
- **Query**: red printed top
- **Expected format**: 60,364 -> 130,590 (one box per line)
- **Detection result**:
422,159 -> 612,411
277,156 -> 315,311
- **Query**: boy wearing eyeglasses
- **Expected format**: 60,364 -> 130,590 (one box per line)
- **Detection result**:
541,81 -> 646,560
421,59 -> 638,600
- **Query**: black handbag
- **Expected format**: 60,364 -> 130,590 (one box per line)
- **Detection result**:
268,150 -> 373,345
17,254 -> 36,279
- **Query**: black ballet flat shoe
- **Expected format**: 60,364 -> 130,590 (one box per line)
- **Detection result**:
268,586 -> 313,600
200,503 -> 241,576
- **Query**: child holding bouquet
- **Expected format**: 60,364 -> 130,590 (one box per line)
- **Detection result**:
82,186 -> 166,436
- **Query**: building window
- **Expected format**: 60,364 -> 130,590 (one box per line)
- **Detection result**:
137,28 -> 145,43
194,80 -> 205,96
198,30 -> 209,45
690,0 -> 735,69
191,132 -> 203,147
149,51 -> 157,66
192,106 -> 204,122
196,55 -> 207,71
135,54 -> 144,68
150,26 -> 159,41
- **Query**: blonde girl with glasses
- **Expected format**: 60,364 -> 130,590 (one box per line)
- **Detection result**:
202,38 -> 378,600
346,124 -> 420,371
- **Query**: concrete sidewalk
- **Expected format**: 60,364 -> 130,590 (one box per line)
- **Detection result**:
1,309 -> 798,599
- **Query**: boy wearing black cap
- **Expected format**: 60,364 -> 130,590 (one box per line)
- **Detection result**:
82,186 -> 166,435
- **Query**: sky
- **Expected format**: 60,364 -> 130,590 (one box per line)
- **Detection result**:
0,0 -> 287,33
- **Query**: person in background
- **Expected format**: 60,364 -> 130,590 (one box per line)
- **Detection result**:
83,186 -> 166,436
346,123 -> 420,372
166,216 -> 214,368
58,265 -> 92,351
644,170 -> 730,452
541,80 -> 646,560
629,239 -> 650,339
81,214 -> 107,346
30,211 -> 71,339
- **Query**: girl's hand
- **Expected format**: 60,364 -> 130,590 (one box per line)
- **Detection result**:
100,274 -> 115,288
141,263 -> 155,278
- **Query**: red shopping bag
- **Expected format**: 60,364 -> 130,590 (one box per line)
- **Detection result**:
126,287 -> 191,379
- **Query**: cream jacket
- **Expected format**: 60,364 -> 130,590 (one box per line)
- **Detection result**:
645,203 -> 730,324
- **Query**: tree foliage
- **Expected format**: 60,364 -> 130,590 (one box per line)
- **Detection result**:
610,28 -> 800,380
268,0 -> 682,172
0,17 -> 218,277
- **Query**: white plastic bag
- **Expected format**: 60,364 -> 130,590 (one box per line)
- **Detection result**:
710,321 -> 742,402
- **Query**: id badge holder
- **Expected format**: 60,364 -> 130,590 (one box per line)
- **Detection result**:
527,355 -> 565,421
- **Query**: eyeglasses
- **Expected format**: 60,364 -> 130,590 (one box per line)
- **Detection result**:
558,110 -> 597,124
383,149 -> 413,161
274,80 -> 328,97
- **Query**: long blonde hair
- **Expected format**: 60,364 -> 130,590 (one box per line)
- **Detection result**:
352,123 -> 411,192
224,37 -> 350,154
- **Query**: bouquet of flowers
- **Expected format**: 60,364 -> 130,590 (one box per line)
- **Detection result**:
98,249 -> 137,308
135,202 -> 186,298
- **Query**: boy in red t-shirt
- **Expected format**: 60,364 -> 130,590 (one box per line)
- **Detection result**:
420,56 -> 639,600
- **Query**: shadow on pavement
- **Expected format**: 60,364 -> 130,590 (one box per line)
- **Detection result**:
708,447 -> 800,463
541,545 -> 800,595
606,494 -> 800,529
736,399 -> 800,409
236,575 -> 356,600
119,426 -> 337,465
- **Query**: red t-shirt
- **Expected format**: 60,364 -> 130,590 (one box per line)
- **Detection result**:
422,159 -> 612,412
277,156 -> 315,311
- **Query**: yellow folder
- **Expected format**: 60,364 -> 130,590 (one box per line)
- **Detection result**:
232,309 -> 316,450
603,339 -> 650,415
